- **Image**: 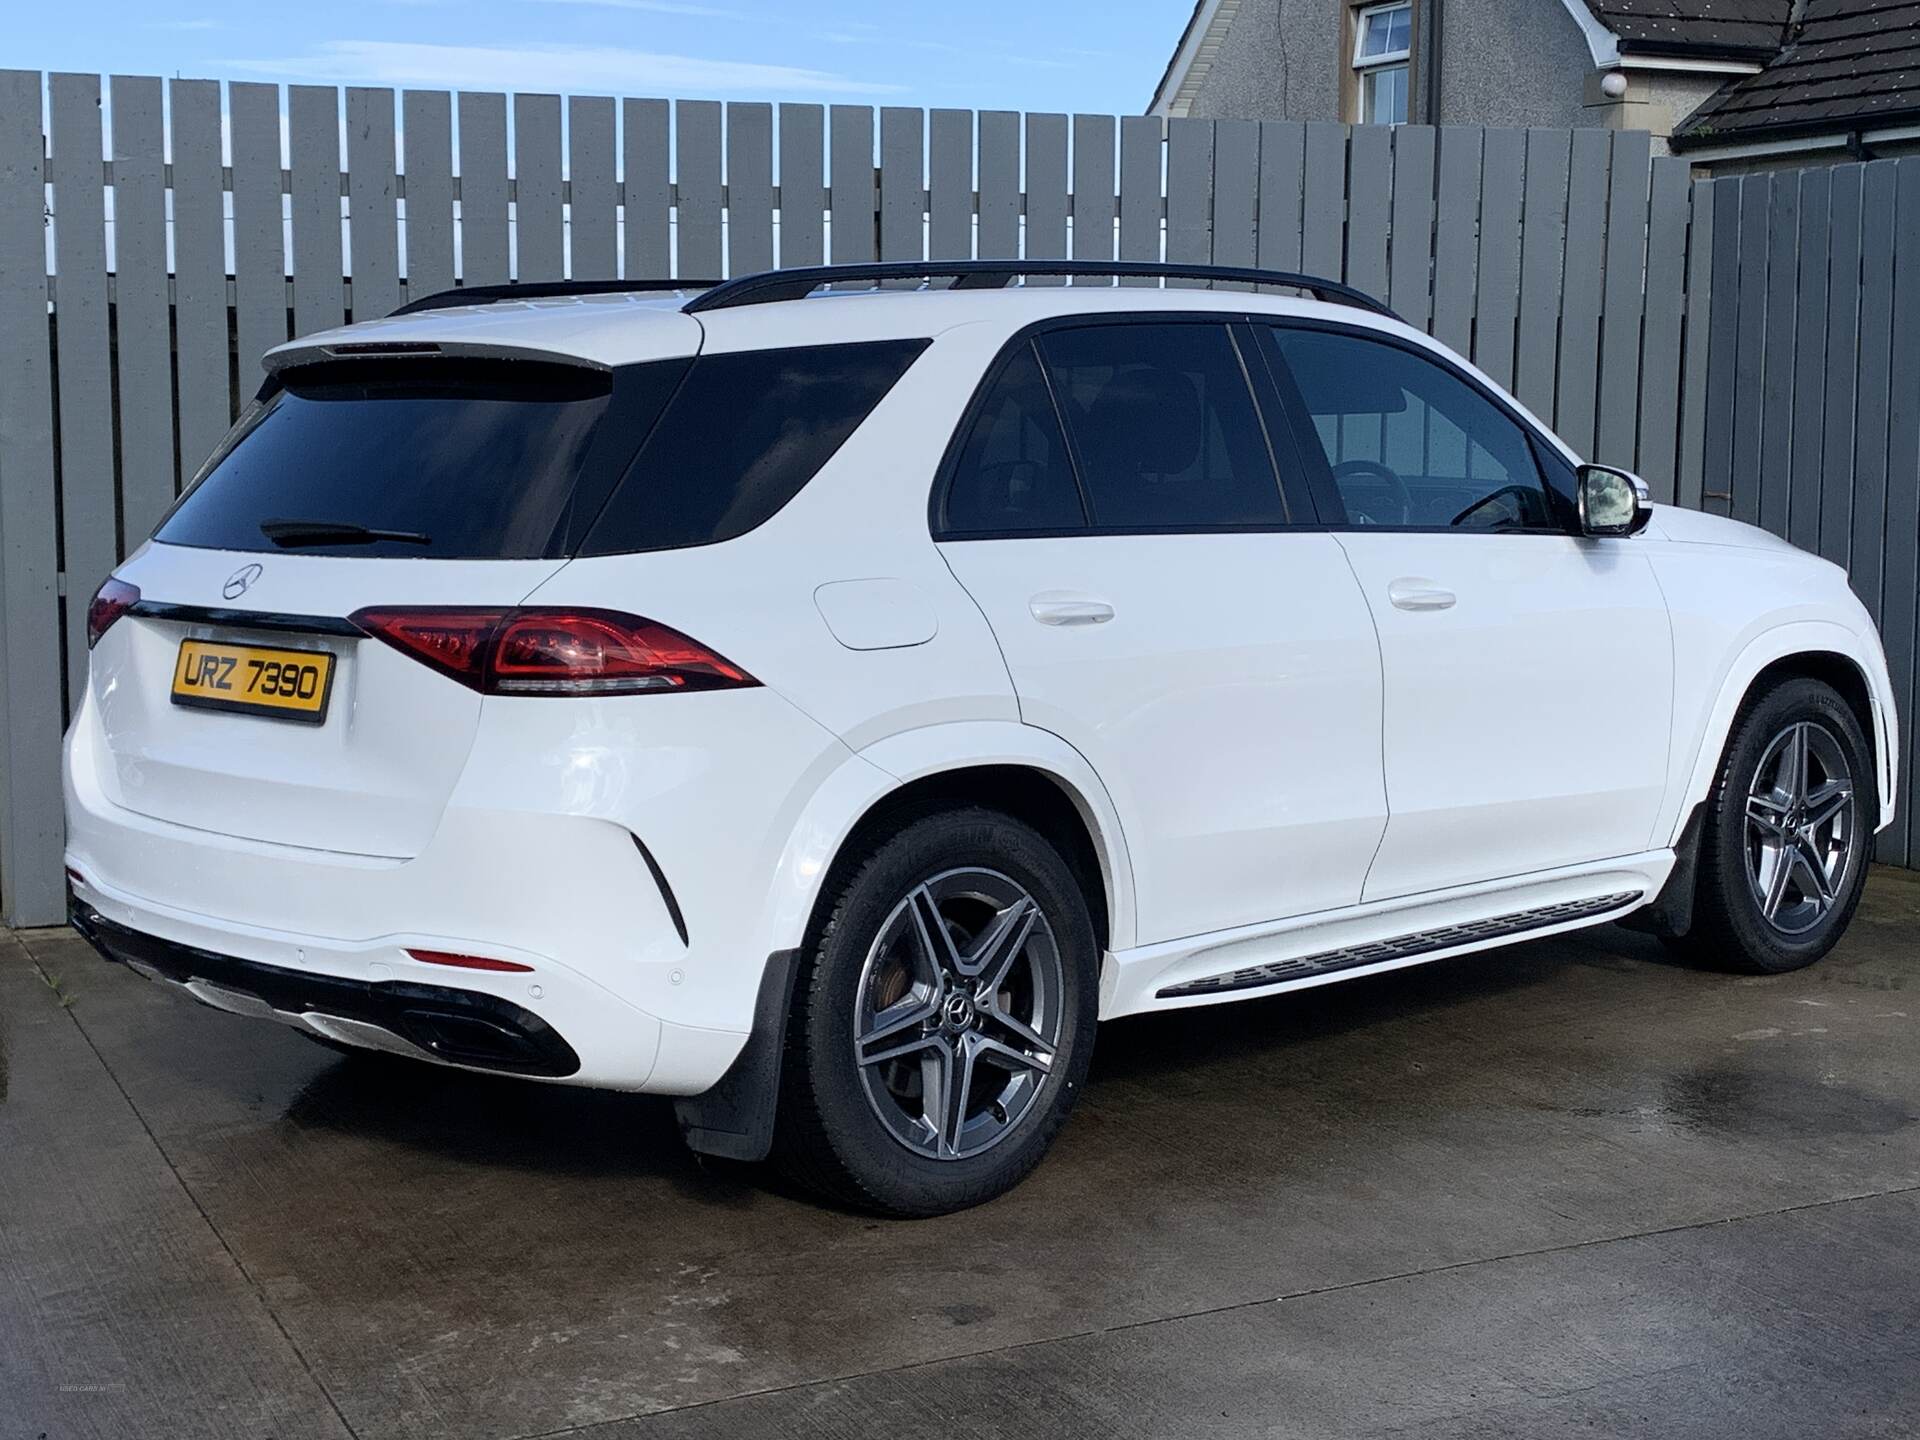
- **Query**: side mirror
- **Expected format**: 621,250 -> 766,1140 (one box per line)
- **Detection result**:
1577,465 -> 1652,538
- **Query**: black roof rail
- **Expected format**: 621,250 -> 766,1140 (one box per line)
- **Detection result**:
680,260 -> 1400,321
389,278 -> 720,317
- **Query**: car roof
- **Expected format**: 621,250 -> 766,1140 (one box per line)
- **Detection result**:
266,282 -> 1414,373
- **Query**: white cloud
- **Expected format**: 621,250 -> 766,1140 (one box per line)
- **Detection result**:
148,17 -> 221,28
224,40 -> 906,96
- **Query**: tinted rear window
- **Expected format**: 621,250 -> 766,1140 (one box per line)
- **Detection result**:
579,339 -> 929,556
156,360 -> 684,560
1037,323 -> 1287,529
940,344 -> 1087,535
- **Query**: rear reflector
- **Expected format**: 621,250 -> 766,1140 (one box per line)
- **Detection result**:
87,577 -> 140,648
405,948 -> 536,974
351,607 -> 756,697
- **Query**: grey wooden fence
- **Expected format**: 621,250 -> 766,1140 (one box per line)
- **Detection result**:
0,65 -> 1886,923
1699,159 -> 1920,871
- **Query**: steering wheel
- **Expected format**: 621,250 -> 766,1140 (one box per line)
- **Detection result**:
1330,459 -> 1412,526
1449,483 -> 1541,530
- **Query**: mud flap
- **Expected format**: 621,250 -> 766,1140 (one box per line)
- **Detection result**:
1621,805 -> 1704,940
672,949 -> 798,1163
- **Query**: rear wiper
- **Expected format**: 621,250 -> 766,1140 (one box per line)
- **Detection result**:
260,519 -> 431,548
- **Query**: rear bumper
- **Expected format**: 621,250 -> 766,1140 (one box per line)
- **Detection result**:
62,630 -> 884,1095
64,695 -> 759,1093
70,897 -> 582,1078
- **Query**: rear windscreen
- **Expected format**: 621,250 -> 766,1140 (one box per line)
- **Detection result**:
155,340 -> 927,561
155,360 -> 683,560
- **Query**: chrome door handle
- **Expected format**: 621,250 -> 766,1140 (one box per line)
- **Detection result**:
1029,594 -> 1115,627
1387,579 -> 1456,612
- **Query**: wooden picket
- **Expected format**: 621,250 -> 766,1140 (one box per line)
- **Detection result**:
8,68 -> 1916,917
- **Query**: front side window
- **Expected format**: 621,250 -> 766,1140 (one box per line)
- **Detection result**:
1352,1 -> 1411,126
1036,323 -> 1288,530
1267,326 -> 1555,532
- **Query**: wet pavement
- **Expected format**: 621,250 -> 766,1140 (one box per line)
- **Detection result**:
3,869 -> 1918,1439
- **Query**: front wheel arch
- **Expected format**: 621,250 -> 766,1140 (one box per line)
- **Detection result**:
1742,652 -> 1878,784
1673,674 -> 1876,971
1670,626 -> 1892,851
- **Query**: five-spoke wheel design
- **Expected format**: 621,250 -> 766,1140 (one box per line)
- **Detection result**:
853,868 -> 1064,1160
1744,719 -> 1857,937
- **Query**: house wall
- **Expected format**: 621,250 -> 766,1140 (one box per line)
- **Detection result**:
1432,0 -> 1592,129
1183,0 -> 1595,125
1689,135 -> 1920,176
1597,70 -> 1727,153
1181,0 -> 1335,121
1178,0 -> 1713,152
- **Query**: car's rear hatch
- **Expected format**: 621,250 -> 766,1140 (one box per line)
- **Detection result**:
94,549 -> 565,857
90,314 -> 700,858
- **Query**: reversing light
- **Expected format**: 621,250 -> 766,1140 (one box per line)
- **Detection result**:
350,607 -> 757,697
86,577 -> 140,648
406,948 -> 536,973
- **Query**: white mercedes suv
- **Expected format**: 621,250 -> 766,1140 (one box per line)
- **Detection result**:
66,261 -> 1899,1216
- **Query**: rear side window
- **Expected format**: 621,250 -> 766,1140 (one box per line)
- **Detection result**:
156,361 -> 679,560
940,344 -> 1087,535
1038,323 -> 1287,529
580,339 -> 928,555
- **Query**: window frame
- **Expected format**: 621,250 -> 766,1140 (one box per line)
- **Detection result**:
1251,317 -> 1582,537
1349,0 -> 1413,127
929,313 -> 1318,542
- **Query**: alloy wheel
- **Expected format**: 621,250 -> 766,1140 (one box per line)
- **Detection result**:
852,868 -> 1064,1160
1744,719 -> 1857,937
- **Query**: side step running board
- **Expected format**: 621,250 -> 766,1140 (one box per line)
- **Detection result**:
1156,891 -> 1644,1000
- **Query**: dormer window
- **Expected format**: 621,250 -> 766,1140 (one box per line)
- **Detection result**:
1352,1 -> 1412,125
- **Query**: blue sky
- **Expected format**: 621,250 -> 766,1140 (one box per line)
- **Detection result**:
17,1 -> 1181,115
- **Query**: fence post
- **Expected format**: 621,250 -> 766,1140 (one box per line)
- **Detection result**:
0,70 -> 64,926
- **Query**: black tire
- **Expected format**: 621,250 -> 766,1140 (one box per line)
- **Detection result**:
777,806 -> 1099,1217
1674,677 -> 1875,974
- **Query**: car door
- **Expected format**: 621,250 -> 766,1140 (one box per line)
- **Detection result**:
1258,321 -> 1674,903
933,317 -> 1386,947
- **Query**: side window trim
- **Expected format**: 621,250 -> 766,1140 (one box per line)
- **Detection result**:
1258,317 -> 1580,536
1235,319 -> 1340,527
1028,337 -> 1099,529
931,312 -> 1314,541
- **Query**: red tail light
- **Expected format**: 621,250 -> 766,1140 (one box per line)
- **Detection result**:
350,609 -> 506,687
87,577 -> 140,648
350,607 -> 757,696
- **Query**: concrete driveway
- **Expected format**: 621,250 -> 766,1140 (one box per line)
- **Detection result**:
4,869 -> 1918,1440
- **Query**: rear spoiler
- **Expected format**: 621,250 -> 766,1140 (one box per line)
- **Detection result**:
262,339 -> 613,377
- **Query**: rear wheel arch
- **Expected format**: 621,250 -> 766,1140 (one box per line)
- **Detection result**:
675,752 -> 1126,1167
813,763 -> 1117,958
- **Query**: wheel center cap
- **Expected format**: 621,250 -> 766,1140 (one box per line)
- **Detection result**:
941,993 -> 978,1032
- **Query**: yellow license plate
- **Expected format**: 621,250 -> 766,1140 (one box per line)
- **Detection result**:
170,640 -> 336,723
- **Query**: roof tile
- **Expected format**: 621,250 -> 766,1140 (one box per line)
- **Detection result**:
1672,0 -> 1920,146
1582,0 -> 1795,55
